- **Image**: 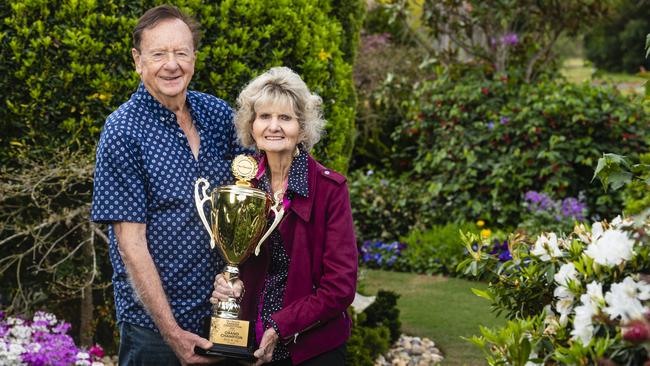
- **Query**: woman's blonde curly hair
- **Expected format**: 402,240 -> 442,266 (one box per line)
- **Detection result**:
234,67 -> 325,152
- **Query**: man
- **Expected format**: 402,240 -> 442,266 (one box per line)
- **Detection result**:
91,5 -> 240,365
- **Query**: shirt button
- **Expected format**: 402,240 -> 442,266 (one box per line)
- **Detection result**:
178,132 -> 184,138
324,170 -> 330,175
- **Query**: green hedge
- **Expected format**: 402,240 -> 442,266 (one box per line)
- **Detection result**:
0,0 -> 362,172
400,69 -> 648,227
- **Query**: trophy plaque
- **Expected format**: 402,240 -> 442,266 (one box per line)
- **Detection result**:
194,155 -> 284,360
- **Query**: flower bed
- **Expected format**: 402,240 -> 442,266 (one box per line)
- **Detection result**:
459,214 -> 650,365
0,311 -> 105,366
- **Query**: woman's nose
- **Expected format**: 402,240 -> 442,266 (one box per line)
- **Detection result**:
267,116 -> 281,130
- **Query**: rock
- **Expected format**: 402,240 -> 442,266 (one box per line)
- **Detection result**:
351,292 -> 376,313
375,334 -> 444,365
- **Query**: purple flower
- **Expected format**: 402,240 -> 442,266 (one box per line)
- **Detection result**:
488,121 -> 495,130
561,197 -> 586,221
500,116 -> 509,125
498,250 -> 512,262
524,191 -> 553,211
500,33 -> 519,46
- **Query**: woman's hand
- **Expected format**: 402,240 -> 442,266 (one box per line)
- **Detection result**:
210,274 -> 244,303
253,327 -> 279,365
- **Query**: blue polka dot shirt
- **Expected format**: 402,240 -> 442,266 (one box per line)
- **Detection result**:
91,83 -> 243,334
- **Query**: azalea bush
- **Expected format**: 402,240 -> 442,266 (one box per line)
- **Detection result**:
460,214 -> 650,365
402,68 -> 647,227
0,311 -> 105,366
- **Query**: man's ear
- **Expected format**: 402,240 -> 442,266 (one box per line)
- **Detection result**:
132,48 -> 142,75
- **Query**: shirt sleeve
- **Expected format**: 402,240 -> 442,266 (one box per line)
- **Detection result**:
91,121 -> 147,224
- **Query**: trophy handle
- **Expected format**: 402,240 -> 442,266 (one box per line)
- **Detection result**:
254,191 -> 285,256
195,178 -> 216,249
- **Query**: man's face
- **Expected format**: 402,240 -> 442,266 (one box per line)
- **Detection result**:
132,18 -> 195,105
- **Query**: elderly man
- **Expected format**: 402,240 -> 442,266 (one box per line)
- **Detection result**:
91,5 -> 240,365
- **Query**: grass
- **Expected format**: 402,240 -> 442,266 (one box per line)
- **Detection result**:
560,57 -> 646,95
359,269 -> 504,366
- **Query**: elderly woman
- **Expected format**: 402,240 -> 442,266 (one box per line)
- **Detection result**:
211,67 -> 357,366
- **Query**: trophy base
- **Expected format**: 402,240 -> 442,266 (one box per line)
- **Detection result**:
195,316 -> 255,361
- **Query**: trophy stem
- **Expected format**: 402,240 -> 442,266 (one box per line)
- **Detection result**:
216,265 -> 241,319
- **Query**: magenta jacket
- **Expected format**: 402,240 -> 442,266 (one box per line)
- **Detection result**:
239,155 -> 358,364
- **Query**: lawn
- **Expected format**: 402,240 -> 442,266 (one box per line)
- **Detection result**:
359,269 -> 504,366
560,57 -> 646,95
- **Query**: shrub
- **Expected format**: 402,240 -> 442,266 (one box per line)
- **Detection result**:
396,222 -> 480,275
348,170 -> 436,242
459,161 -> 650,364
0,0 -> 363,173
403,69 -> 647,227
351,33 -> 424,171
346,290 -> 401,366
359,290 -> 401,344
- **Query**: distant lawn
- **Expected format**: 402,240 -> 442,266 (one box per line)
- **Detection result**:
359,269 -> 504,366
560,57 -> 645,95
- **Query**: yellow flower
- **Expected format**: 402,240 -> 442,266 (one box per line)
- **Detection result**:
480,229 -> 492,238
318,48 -> 331,61
476,220 -> 485,228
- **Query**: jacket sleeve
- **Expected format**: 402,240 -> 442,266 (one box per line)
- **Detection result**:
270,181 -> 358,339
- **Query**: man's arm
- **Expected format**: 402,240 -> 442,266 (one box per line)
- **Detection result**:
114,222 -> 213,365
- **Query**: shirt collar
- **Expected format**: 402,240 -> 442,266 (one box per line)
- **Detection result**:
132,82 -> 204,129
256,147 -> 309,198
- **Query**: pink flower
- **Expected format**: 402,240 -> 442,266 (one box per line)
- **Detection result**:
622,320 -> 650,343
89,344 -> 105,359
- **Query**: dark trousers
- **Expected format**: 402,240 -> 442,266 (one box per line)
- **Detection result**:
118,322 -> 346,366
265,344 -> 346,366
118,322 -> 181,366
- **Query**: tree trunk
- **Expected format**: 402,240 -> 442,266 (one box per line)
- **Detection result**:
79,227 -> 95,347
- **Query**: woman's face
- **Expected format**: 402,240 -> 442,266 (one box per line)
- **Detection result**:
252,100 -> 301,158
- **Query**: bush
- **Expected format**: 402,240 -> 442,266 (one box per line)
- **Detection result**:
584,0 -> 650,73
346,290 -> 401,366
351,33 -> 424,171
348,170 -> 436,242
396,222 -> 480,275
403,69 -> 647,227
461,215 -> 650,365
0,0 -> 363,173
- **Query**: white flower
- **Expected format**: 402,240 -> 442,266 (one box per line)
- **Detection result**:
604,277 -> 650,322
33,311 -> 57,326
554,263 -> 578,287
611,215 -> 623,228
91,362 -> 105,366
584,228 -> 635,267
585,281 -> 605,307
531,233 -> 563,261
9,325 -> 32,341
571,303 -> 596,344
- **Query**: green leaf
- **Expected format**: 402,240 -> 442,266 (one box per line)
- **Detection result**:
471,288 -> 493,301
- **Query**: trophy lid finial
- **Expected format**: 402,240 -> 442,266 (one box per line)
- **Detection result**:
232,155 -> 258,187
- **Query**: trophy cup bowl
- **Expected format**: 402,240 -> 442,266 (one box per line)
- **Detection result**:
194,178 -> 270,360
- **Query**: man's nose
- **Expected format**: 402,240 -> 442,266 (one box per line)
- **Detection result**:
162,53 -> 181,69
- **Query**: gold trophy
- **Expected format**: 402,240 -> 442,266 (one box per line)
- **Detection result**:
194,155 -> 284,360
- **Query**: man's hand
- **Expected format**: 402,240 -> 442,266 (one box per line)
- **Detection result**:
211,273 -> 244,303
253,327 -> 279,366
165,327 -> 215,366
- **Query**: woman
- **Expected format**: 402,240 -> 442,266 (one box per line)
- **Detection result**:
211,67 -> 357,366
